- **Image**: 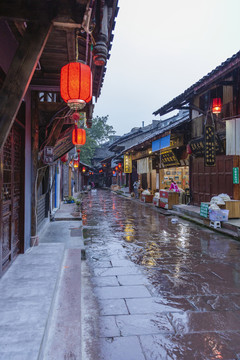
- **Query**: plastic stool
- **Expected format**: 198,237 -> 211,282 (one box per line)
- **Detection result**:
210,220 -> 221,229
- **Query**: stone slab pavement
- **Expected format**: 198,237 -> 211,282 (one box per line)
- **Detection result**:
0,243 -> 64,360
0,208 -> 85,360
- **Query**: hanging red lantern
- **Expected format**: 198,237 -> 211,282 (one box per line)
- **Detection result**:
73,160 -> 79,168
115,166 -> 119,171
61,153 -> 69,163
212,98 -> 222,114
112,170 -> 116,175
82,167 -> 86,173
118,163 -> 122,168
60,62 -> 92,110
72,128 -> 86,146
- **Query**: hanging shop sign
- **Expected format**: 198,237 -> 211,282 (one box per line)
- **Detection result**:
160,150 -> 180,167
43,146 -> 54,164
152,135 -> 183,153
189,134 -> 224,157
152,135 -> 170,152
233,167 -> 239,184
204,125 -> 216,166
124,154 -> 132,173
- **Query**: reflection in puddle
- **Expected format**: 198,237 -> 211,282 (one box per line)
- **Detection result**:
124,222 -> 135,242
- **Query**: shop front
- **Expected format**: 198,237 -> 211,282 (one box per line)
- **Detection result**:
152,134 -> 190,205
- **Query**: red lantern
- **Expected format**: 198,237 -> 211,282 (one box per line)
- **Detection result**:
212,98 -> 222,114
115,166 -> 119,171
118,163 -> 122,168
72,128 -> 86,146
61,153 -> 69,163
60,62 -> 92,109
73,160 -> 79,168
112,170 -> 116,175
82,167 -> 86,173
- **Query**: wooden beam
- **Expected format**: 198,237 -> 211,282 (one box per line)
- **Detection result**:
0,2 -> 50,22
0,21 -> 53,150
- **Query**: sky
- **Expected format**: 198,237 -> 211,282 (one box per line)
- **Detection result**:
94,0 -> 240,135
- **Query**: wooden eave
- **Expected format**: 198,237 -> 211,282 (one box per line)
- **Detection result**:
153,50 -> 240,117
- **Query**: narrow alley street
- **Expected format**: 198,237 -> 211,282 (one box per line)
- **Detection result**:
82,189 -> 240,360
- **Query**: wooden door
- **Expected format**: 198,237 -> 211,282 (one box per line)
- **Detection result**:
190,155 -> 233,205
0,123 -> 25,276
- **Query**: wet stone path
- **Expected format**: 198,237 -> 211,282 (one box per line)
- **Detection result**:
82,189 -> 240,360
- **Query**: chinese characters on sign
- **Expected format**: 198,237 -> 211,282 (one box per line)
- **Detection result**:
233,167 -> 239,184
124,154 -> 132,173
189,134 -> 224,157
204,125 -> 216,166
161,150 -> 180,166
189,139 -> 204,156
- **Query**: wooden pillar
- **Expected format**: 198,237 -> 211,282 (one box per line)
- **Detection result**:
31,91 -> 39,246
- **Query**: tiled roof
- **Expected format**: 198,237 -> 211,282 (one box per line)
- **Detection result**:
122,110 -> 189,154
153,50 -> 240,116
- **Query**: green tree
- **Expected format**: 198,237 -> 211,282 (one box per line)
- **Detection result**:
80,115 -> 115,164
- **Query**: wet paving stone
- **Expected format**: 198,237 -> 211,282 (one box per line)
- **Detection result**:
99,336 -> 145,360
98,299 -> 129,316
92,276 -> 119,287
82,190 -> 240,359
168,311 -> 240,334
117,274 -> 150,286
99,316 -> 121,337
139,333 -> 237,360
94,266 -> 142,277
95,285 -> 152,299
188,294 -> 240,311
126,296 -> 195,314
116,314 -> 174,336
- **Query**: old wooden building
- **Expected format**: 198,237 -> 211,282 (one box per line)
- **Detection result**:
153,51 -> 240,205
0,0 -> 119,276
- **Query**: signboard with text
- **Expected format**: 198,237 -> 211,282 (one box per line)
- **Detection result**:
161,150 -> 180,167
43,146 -> 54,164
204,125 -> 216,166
233,167 -> 239,184
124,154 -> 132,173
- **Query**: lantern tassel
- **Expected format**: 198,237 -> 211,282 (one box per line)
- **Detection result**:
75,122 -> 78,144
77,149 -> 81,162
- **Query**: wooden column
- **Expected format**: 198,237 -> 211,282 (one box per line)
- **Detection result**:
31,91 -> 39,245
0,21 -> 52,149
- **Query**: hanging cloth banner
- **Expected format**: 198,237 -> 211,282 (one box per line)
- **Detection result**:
137,158 -> 149,174
204,125 -> 216,166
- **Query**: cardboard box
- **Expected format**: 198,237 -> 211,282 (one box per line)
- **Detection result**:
141,194 -> 154,203
219,200 -> 240,218
209,209 -> 229,221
